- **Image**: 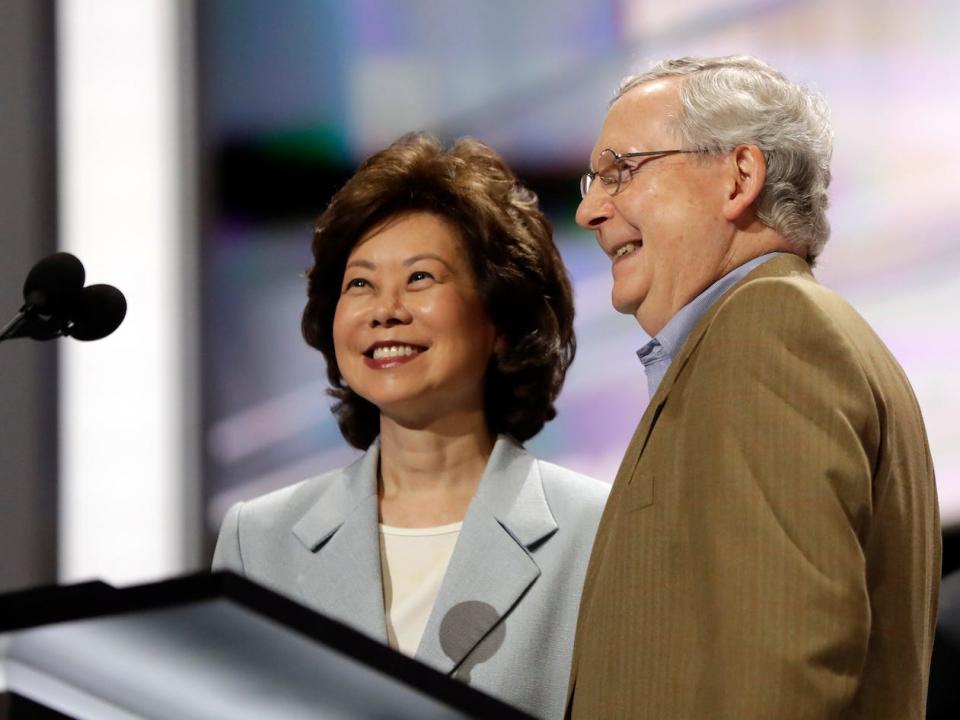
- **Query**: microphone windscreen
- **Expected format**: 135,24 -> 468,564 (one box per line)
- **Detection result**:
23,252 -> 86,314
66,284 -> 127,341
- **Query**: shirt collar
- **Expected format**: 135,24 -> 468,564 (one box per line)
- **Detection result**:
637,252 -> 787,367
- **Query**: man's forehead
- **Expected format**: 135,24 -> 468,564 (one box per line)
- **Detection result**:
590,77 -> 682,161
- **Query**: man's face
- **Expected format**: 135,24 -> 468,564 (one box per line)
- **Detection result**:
576,78 -> 734,336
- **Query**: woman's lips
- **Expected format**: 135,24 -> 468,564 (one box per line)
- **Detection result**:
362,343 -> 426,369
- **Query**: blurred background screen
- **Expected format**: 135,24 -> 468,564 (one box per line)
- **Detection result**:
198,0 -> 960,545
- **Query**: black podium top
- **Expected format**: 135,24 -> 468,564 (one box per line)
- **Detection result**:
0,572 -> 534,719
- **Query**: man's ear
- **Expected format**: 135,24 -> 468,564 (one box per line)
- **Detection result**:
721,144 -> 766,223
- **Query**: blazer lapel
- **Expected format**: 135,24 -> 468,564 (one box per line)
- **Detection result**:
290,442 -> 388,643
416,436 -> 557,676
614,329 -> 705,486
617,253 -> 815,484
573,254 -> 817,698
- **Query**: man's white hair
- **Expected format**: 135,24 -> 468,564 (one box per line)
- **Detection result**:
616,56 -> 833,263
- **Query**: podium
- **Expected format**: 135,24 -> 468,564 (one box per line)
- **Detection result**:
0,572 -> 533,719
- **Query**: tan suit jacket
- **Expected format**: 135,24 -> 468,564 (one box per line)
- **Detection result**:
567,254 -> 940,719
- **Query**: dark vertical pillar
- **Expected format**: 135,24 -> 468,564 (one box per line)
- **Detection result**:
0,0 -> 59,592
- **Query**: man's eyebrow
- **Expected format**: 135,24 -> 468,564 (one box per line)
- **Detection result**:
588,148 -> 610,172
404,253 -> 455,270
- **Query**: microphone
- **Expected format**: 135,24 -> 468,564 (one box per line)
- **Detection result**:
15,252 -> 86,340
64,284 -> 127,341
23,252 -> 86,316
0,253 -> 126,343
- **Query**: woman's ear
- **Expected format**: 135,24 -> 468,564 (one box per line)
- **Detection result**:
490,335 -> 508,368
721,144 -> 766,223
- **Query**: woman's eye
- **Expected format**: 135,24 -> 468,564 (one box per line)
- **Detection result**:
344,277 -> 369,291
409,271 -> 433,283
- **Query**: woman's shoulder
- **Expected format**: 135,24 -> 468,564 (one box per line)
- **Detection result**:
228,459 -> 360,527
530,455 -> 610,523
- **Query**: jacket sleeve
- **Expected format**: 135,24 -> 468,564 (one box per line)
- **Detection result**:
212,501 -> 246,574
676,278 -> 877,718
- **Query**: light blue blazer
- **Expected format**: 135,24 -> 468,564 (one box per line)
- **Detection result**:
213,435 -> 608,719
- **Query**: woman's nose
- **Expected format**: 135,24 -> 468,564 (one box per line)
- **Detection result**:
369,292 -> 413,328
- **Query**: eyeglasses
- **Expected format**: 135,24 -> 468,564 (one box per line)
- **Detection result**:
579,148 -> 701,198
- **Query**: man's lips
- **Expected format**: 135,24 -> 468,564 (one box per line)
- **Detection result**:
609,239 -> 643,263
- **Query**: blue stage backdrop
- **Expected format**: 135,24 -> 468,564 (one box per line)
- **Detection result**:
198,0 -> 960,536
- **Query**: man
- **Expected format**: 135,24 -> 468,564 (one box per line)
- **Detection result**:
567,56 -> 940,719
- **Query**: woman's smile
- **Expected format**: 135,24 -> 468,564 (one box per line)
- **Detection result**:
363,342 -> 428,369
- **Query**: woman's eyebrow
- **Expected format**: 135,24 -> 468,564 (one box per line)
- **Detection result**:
344,259 -> 376,270
404,253 -> 454,270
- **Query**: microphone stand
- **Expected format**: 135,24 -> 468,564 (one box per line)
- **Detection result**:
0,310 -> 30,343
0,307 -> 63,344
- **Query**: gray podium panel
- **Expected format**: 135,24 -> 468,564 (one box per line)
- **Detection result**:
0,573 -> 531,720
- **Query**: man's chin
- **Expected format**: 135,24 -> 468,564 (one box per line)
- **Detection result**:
611,292 -> 641,318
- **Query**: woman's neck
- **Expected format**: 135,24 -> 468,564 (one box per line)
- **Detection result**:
376,410 -> 495,527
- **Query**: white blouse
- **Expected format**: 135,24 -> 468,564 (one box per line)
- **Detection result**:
378,521 -> 463,656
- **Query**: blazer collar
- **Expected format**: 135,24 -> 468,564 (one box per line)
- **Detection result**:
287,436 -> 557,672
292,442 -> 379,549
290,442 -> 387,642
288,435 -> 558,548
471,435 -> 559,547
617,253 -> 814,484
416,436 -> 557,676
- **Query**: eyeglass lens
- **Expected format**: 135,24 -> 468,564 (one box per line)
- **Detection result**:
581,149 -> 625,198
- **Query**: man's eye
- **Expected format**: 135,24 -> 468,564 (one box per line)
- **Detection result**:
598,165 -> 624,184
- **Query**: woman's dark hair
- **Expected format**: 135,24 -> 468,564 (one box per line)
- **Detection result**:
302,132 -> 575,450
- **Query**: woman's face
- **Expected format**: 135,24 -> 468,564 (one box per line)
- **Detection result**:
332,212 -> 498,425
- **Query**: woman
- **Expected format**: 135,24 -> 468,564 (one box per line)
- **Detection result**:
213,133 -> 608,719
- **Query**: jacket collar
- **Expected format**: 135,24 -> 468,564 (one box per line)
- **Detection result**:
416,435 -> 557,675
471,434 -> 558,547
292,446 -> 378,550
616,253 -> 814,485
288,435 -> 557,674
291,444 -> 386,641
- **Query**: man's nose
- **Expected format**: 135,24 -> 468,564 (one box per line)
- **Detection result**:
575,187 -> 614,229
370,290 -> 413,328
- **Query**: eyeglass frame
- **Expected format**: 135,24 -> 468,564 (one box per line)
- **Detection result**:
579,148 -> 703,199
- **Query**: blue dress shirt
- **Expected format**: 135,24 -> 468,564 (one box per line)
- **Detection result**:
636,253 -> 787,398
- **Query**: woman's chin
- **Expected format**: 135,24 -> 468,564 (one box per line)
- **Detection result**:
375,397 -> 487,435
367,394 -> 438,428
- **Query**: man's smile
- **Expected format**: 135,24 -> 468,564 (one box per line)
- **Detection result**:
612,241 -> 642,263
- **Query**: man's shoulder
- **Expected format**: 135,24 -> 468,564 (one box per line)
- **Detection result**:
697,257 -> 916,401
708,259 -> 869,345
721,259 -> 838,315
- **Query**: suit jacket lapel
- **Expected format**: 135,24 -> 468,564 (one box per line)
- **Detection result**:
290,442 -> 388,643
416,436 -> 557,675
617,253 -> 814,485
572,254 -> 816,699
